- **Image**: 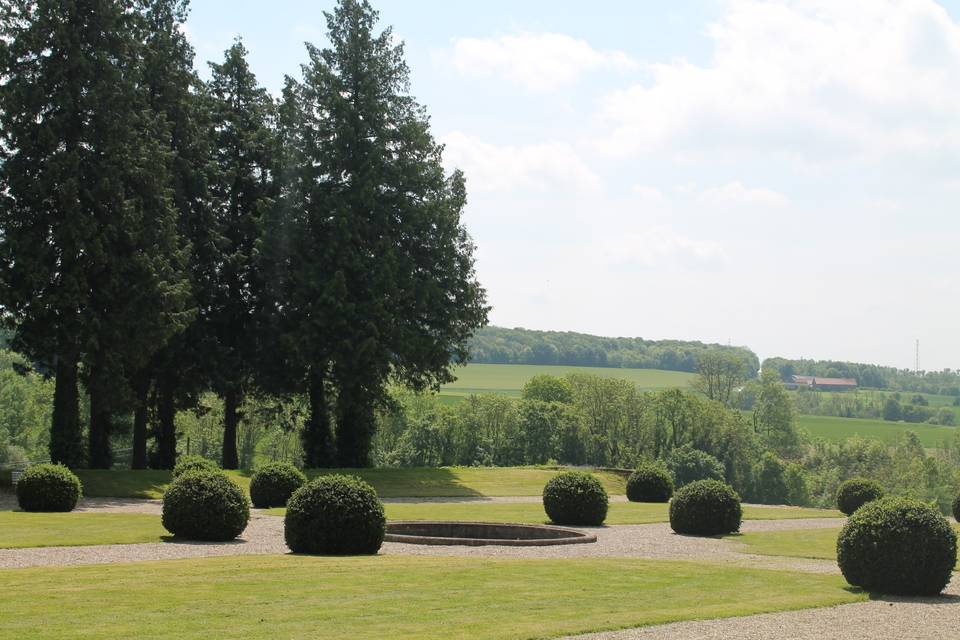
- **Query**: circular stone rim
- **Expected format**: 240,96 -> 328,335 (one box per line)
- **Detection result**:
384,520 -> 598,547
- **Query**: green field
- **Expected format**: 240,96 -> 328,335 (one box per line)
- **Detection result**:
0,512 -> 166,549
269,501 -> 841,523
731,525 -> 960,564
798,414 -> 960,448
76,466 -> 630,500
438,363 -> 695,400
0,555 -> 864,639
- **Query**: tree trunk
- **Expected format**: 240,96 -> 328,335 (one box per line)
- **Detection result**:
88,370 -> 113,469
222,388 -> 240,470
131,371 -> 150,470
50,352 -> 84,468
335,381 -> 374,468
302,366 -> 334,468
156,375 -> 177,469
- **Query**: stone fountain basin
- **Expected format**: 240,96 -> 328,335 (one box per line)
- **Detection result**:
384,520 -> 597,547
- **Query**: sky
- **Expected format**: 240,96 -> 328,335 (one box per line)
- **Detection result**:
185,0 -> 960,371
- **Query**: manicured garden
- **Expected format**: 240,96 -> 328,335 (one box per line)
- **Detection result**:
74,466 -> 630,499
0,555 -> 865,640
0,512 -> 166,549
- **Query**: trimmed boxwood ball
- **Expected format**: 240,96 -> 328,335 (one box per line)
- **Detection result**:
626,463 -> 674,503
249,462 -> 307,508
161,471 -> 250,541
838,496 -> 957,595
669,479 -> 742,536
16,463 -> 82,512
542,471 -> 608,526
836,477 -> 884,516
172,454 -> 219,478
284,475 -> 386,555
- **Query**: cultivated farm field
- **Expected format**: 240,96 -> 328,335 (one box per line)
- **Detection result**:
798,414 -> 960,448
438,363 -> 696,401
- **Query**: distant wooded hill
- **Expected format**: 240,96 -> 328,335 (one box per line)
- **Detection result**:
763,356 -> 960,395
467,326 -> 759,376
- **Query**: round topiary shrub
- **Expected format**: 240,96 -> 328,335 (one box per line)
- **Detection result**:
16,463 -> 82,512
172,455 -> 219,478
837,496 -> 957,595
249,462 -> 307,508
284,475 -> 386,555
161,470 -> 250,541
836,478 -> 884,516
626,463 -> 674,503
669,479 -> 742,536
542,471 -> 608,526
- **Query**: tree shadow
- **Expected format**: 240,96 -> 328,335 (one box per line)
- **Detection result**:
304,467 -> 483,498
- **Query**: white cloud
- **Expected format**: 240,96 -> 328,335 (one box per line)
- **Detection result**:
631,185 -> 667,203
596,0 -> 960,159
448,32 -> 637,91
441,131 -> 602,193
591,226 -> 726,269
698,181 -> 788,206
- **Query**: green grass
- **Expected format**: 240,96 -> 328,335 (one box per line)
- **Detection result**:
730,525 -> 960,564
77,466 -> 630,500
0,512 -> 166,549
439,363 -> 695,400
798,414 -> 959,448
0,555 -> 865,639
269,501 -> 841,522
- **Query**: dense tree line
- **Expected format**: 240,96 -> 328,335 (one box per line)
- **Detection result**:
0,0 -> 486,470
764,356 -> 960,395
469,326 -> 759,375
371,373 -> 960,511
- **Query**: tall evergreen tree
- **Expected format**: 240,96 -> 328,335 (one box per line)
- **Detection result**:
206,40 -> 274,469
133,0 -> 214,470
275,0 -> 488,467
0,0 -> 190,468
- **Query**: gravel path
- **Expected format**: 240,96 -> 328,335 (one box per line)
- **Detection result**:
563,582 -> 960,640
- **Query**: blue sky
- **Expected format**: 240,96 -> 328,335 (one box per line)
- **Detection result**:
186,1 -> 960,370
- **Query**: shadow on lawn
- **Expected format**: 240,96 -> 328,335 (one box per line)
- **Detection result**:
303,467 -> 484,498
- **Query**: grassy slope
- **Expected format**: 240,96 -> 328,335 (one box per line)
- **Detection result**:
268,501 -> 841,522
76,467 -> 630,500
798,414 -> 959,447
0,512 -> 166,549
439,363 -> 695,399
0,555 -> 864,639
732,525 -> 960,564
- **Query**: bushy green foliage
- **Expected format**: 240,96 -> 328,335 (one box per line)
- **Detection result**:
470,326 -> 759,374
669,480 -> 742,536
626,463 -> 673,503
836,478 -> 884,515
284,475 -> 385,554
953,493 -> 960,522
837,497 -> 957,595
15,464 -> 82,512
161,471 -> 250,541
172,455 -> 219,478
249,462 -> 307,508
542,471 -> 608,526
668,446 -> 725,488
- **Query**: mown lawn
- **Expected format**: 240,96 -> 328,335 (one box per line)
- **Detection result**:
0,555 -> 864,639
268,501 -> 842,523
438,363 -> 695,401
730,525 -> 960,564
0,512 -> 166,548
798,414 -> 959,448
76,466 -> 630,500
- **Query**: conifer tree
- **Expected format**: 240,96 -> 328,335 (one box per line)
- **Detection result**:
0,0 -> 190,468
206,40 -> 274,469
276,0 -> 488,467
